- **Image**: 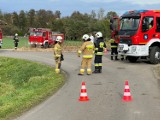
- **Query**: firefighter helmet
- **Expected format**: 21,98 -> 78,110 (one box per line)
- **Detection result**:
95,32 -> 103,38
15,33 -> 18,36
82,34 -> 90,41
56,36 -> 63,42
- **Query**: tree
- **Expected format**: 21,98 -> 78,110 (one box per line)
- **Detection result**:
97,8 -> 105,20
90,10 -> 96,19
106,11 -> 118,19
46,10 -> 54,27
19,10 -> 27,34
0,10 -> 3,20
0,9 -> 117,38
3,13 -> 12,25
54,10 -> 61,19
27,9 -> 36,27
12,12 -> 19,27
51,19 -> 64,33
36,9 -> 48,28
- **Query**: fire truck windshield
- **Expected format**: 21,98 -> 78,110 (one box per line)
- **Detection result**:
30,32 -> 43,36
120,17 -> 140,30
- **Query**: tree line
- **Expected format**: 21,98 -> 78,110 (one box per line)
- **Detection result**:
0,9 -> 118,40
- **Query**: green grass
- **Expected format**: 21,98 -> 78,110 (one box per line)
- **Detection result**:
64,40 -> 82,46
2,37 -> 30,49
1,37 -> 82,49
0,57 -> 64,120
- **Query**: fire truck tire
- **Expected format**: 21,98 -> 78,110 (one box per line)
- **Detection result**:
127,56 -> 139,63
149,46 -> 160,64
30,44 -> 36,48
44,42 -> 49,48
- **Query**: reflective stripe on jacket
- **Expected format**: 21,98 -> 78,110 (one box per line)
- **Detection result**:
94,38 -> 106,54
95,52 -> 103,55
110,39 -> 118,48
83,55 -> 93,58
78,41 -> 94,57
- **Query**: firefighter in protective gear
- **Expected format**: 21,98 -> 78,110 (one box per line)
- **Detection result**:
13,33 -> 19,50
53,36 -> 64,74
109,36 -> 118,60
78,34 -> 94,75
93,32 -> 107,73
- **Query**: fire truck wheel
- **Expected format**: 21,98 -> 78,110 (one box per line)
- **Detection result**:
30,44 -> 36,48
127,56 -> 139,63
149,46 -> 160,64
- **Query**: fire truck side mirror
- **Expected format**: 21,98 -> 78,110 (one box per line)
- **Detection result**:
110,18 -> 114,31
110,24 -> 114,31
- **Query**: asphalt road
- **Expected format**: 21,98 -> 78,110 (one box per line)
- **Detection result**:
0,50 -> 160,120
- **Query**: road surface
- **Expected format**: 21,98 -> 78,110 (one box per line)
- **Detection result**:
0,50 -> 160,120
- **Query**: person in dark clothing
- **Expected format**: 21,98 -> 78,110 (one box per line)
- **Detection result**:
13,33 -> 19,50
109,35 -> 119,60
93,31 -> 107,73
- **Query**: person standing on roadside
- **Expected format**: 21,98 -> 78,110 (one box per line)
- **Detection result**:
77,34 -> 94,75
109,35 -> 119,60
53,36 -> 64,74
93,31 -> 107,73
13,33 -> 19,50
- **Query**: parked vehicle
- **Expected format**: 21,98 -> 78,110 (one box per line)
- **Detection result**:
29,28 -> 64,48
0,29 -> 2,48
110,10 -> 160,64
0,20 -> 7,48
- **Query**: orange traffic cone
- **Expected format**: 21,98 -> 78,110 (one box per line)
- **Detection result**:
79,82 -> 89,101
122,80 -> 132,102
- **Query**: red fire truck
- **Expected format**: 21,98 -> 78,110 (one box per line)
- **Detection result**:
0,29 -> 2,48
29,28 -> 53,48
29,28 -> 64,48
111,10 -> 160,64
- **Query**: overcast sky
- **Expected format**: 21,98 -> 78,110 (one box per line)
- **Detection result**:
1,0 -> 160,17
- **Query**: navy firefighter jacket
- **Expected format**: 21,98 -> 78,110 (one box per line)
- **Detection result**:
94,37 -> 106,55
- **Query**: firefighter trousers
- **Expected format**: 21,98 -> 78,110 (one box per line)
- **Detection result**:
14,42 -> 19,49
55,57 -> 61,74
94,55 -> 102,72
111,48 -> 118,60
79,58 -> 92,75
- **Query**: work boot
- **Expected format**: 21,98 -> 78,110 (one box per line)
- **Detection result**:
99,69 -> 102,73
115,56 -> 119,60
111,56 -> 113,60
121,57 -> 124,61
93,69 -> 99,73
78,73 -> 83,76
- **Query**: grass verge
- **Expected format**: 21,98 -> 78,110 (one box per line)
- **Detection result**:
1,37 -> 82,49
0,57 -> 64,120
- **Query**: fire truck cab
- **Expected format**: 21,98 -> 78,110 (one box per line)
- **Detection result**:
29,28 -> 54,48
117,10 -> 160,64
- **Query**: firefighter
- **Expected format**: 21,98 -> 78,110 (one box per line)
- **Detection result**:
53,36 -> 64,74
13,33 -> 19,50
77,34 -> 94,75
93,32 -> 107,73
110,35 -> 119,60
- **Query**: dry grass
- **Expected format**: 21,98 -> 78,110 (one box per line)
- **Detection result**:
17,46 -> 79,52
